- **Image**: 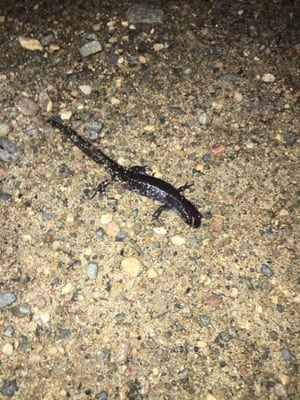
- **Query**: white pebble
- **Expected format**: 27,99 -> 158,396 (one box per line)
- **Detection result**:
261,73 -> 275,83
110,97 -> 120,105
2,343 -> 13,356
121,257 -> 141,277
100,213 -> 113,224
61,282 -> 74,294
170,235 -> 186,246
86,262 -> 98,280
147,267 -> 158,279
79,85 -> 92,95
60,111 -> 72,120
18,36 -> 43,51
153,43 -> 164,51
153,227 -> 167,235
198,112 -> 210,125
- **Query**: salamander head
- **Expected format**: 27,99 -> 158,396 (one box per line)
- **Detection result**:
188,210 -> 202,228
181,204 -> 202,228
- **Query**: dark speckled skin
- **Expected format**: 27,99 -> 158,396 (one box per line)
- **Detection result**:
48,117 -> 202,228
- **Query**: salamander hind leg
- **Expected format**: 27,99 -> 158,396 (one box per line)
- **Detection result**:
153,204 -> 171,220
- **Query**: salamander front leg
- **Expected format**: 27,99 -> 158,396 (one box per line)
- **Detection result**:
177,183 -> 193,193
91,179 -> 114,199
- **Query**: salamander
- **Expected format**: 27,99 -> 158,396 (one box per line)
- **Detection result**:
48,117 -> 202,228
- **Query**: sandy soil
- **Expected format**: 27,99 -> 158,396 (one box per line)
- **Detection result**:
0,1 -> 299,399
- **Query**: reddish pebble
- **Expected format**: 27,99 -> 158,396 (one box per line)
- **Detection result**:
206,294 -> 223,306
238,365 -> 248,377
105,222 -> 120,238
16,97 -> 39,116
211,143 -> 226,158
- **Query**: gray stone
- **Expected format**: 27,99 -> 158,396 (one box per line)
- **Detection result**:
0,292 -> 16,308
80,41 -> 102,57
126,3 -> 164,24
0,137 -> 21,162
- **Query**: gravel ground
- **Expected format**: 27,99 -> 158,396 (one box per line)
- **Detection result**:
0,1 -> 299,399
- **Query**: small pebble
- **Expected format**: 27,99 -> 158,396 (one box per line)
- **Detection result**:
18,36 -> 43,51
79,84 -> 92,95
39,90 -> 53,113
218,329 -> 233,342
126,3 -> 164,24
79,40 -> 102,57
121,256 -> 142,277
28,352 -> 42,364
261,73 -> 275,83
40,33 -> 55,46
85,121 -> 103,137
248,25 -> 258,38
139,55 -> 146,64
96,227 -> 105,240
48,44 -> 60,52
153,43 -> 164,52
178,369 -> 189,381
86,262 -> 98,280
261,263 -> 274,277
97,348 -> 111,365
143,124 -> 155,132
195,163 -> 204,172
115,231 -> 128,241
0,379 -> 19,397
284,131 -> 298,147
16,97 -> 39,116
3,326 -> 14,337
234,92 -> 243,102
280,348 -> 296,364
170,235 -> 186,246
0,292 -> 16,308
95,391 -> 109,400
153,226 -> 167,235
60,111 -> 72,120
92,23 -> 101,31
278,208 -> 289,217
110,97 -> 120,105
212,97 -> 225,109
61,283 -> 74,295
2,343 -> 14,356
0,192 -> 12,201
0,122 -> 10,135
42,212 -> 56,222
147,267 -> 158,279
100,214 -> 113,224
279,373 -> 289,385
220,73 -> 236,82
33,295 -> 47,310
59,328 -> 71,339
0,137 -> 21,162
206,394 -> 217,400
38,312 -> 50,323
10,303 -> 31,318
198,112 -> 210,125
105,222 -> 120,238
274,383 -> 288,397
199,315 -> 211,326
211,143 -> 225,158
